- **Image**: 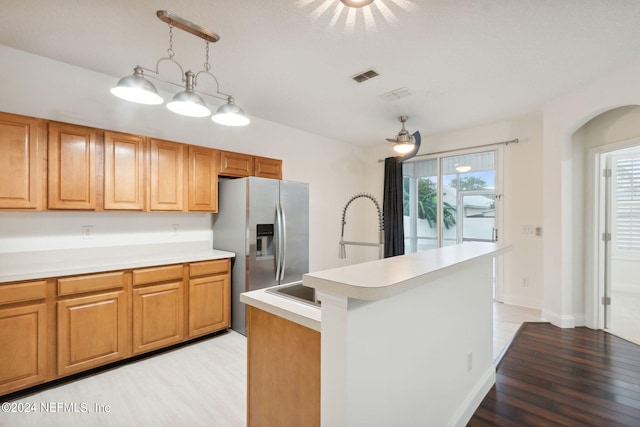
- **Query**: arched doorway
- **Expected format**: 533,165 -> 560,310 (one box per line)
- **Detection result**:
541,58 -> 640,330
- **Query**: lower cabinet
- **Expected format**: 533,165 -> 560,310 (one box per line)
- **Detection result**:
247,306 -> 320,427
0,302 -> 48,395
189,260 -> 231,337
132,265 -> 184,354
0,258 -> 230,396
57,290 -> 128,376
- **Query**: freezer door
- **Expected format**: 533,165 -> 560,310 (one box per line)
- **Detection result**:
247,177 -> 280,291
279,180 -> 309,285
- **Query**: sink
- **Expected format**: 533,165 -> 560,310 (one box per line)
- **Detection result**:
266,282 -> 321,307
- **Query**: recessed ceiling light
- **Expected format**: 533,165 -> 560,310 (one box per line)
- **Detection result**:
340,0 -> 374,8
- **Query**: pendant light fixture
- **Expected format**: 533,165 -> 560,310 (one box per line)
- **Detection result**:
340,0 -> 374,7
111,10 -> 250,126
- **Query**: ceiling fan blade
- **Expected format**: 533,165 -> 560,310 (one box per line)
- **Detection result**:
386,138 -> 397,142
412,130 -> 421,146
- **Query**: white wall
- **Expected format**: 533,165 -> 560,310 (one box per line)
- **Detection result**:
0,44 -> 371,272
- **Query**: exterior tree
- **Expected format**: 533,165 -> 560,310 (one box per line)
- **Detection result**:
449,176 -> 487,191
404,177 -> 456,229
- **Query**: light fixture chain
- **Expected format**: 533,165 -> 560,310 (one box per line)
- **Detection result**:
167,22 -> 175,58
204,41 -> 211,72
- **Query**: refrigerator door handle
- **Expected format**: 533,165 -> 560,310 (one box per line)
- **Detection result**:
275,202 -> 283,281
280,200 -> 287,281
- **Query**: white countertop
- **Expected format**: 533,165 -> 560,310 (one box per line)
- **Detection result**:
303,242 -> 510,301
240,242 -> 507,331
240,286 -> 321,332
0,241 -> 235,283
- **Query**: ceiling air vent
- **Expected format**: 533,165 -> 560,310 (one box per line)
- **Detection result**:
380,87 -> 414,102
351,69 -> 379,83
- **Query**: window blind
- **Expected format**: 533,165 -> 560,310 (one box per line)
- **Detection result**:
614,155 -> 640,251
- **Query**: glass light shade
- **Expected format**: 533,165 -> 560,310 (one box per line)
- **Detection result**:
340,0 -> 374,7
166,90 -> 211,117
111,69 -> 163,105
393,142 -> 414,154
455,165 -> 471,173
212,100 -> 250,126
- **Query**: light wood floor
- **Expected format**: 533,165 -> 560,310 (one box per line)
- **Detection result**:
3,303 -> 540,427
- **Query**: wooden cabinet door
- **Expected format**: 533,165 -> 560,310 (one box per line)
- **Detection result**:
254,156 -> 282,179
48,122 -> 97,210
188,146 -> 219,212
149,138 -> 184,211
219,150 -> 254,177
247,307 -> 320,427
132,281 -> 184,354
0,112 -> 43,210
188,273 -> 230,337
57,291 -> 128,376
0,303 -> 47,394
104,131 -> 145,210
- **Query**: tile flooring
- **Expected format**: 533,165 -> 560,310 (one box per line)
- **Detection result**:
2,303 -> 541,427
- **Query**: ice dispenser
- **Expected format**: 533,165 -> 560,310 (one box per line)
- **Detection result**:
256,224 -> 274,258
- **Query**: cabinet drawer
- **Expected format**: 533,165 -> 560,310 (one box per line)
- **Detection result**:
58,271 -> 125,296
0,280 -> 47,305
190,259 -> 229,277
133,264 -> 184,286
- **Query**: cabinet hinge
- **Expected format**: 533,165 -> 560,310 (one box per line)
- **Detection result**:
602,296 -> 611,305
601,232 -> 611,242
603,168 -> 612,178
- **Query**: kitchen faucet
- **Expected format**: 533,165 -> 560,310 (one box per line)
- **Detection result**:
339,193 -> 384,259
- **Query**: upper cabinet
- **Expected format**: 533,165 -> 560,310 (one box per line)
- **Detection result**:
219,151 -> 282,180
219,150 -> 254,177
47,122 -> 97,210
0,111 -> 281,212
149,138 -> 185,212
188,146 -> 219,212
104,131 -> 146,211
255,156 -> 282,180
0,112 -> 44,210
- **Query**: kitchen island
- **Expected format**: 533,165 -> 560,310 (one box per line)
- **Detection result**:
241,241 -> 509,427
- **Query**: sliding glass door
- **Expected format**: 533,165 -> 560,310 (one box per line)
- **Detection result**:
404,150 -> 497,249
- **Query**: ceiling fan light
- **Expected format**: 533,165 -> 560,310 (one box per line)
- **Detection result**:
212,98 -> 250,126
167,90 -> 211,117
340,0 -> 374,8
110,67 -> 164,105
394,142 -> 414,154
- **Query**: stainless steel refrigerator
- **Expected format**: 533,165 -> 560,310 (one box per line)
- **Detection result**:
213,177 -> 309,335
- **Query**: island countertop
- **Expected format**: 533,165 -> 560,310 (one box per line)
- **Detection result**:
303,242 -> 510,301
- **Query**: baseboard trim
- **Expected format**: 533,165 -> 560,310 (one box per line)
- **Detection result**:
448,365 -> 496,427
541,309 -> 576,328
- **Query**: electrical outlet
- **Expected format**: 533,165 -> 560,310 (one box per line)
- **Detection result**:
172,224 -> 179,236
82,225 -> 93,240
521,224 -> 533,234
467,352 -> 473,372
522,277 -> 529,287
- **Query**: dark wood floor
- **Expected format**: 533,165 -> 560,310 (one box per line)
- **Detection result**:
468,323 -> 640,427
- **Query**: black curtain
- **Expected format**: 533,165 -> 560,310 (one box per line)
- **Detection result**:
383,156 -> 404,258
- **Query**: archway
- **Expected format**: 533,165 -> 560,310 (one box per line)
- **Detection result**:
541,59 -> 640,328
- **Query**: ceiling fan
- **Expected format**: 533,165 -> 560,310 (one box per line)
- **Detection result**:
386,115 -> 421,157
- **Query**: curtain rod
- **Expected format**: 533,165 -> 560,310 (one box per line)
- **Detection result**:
378,138 -> 519,163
